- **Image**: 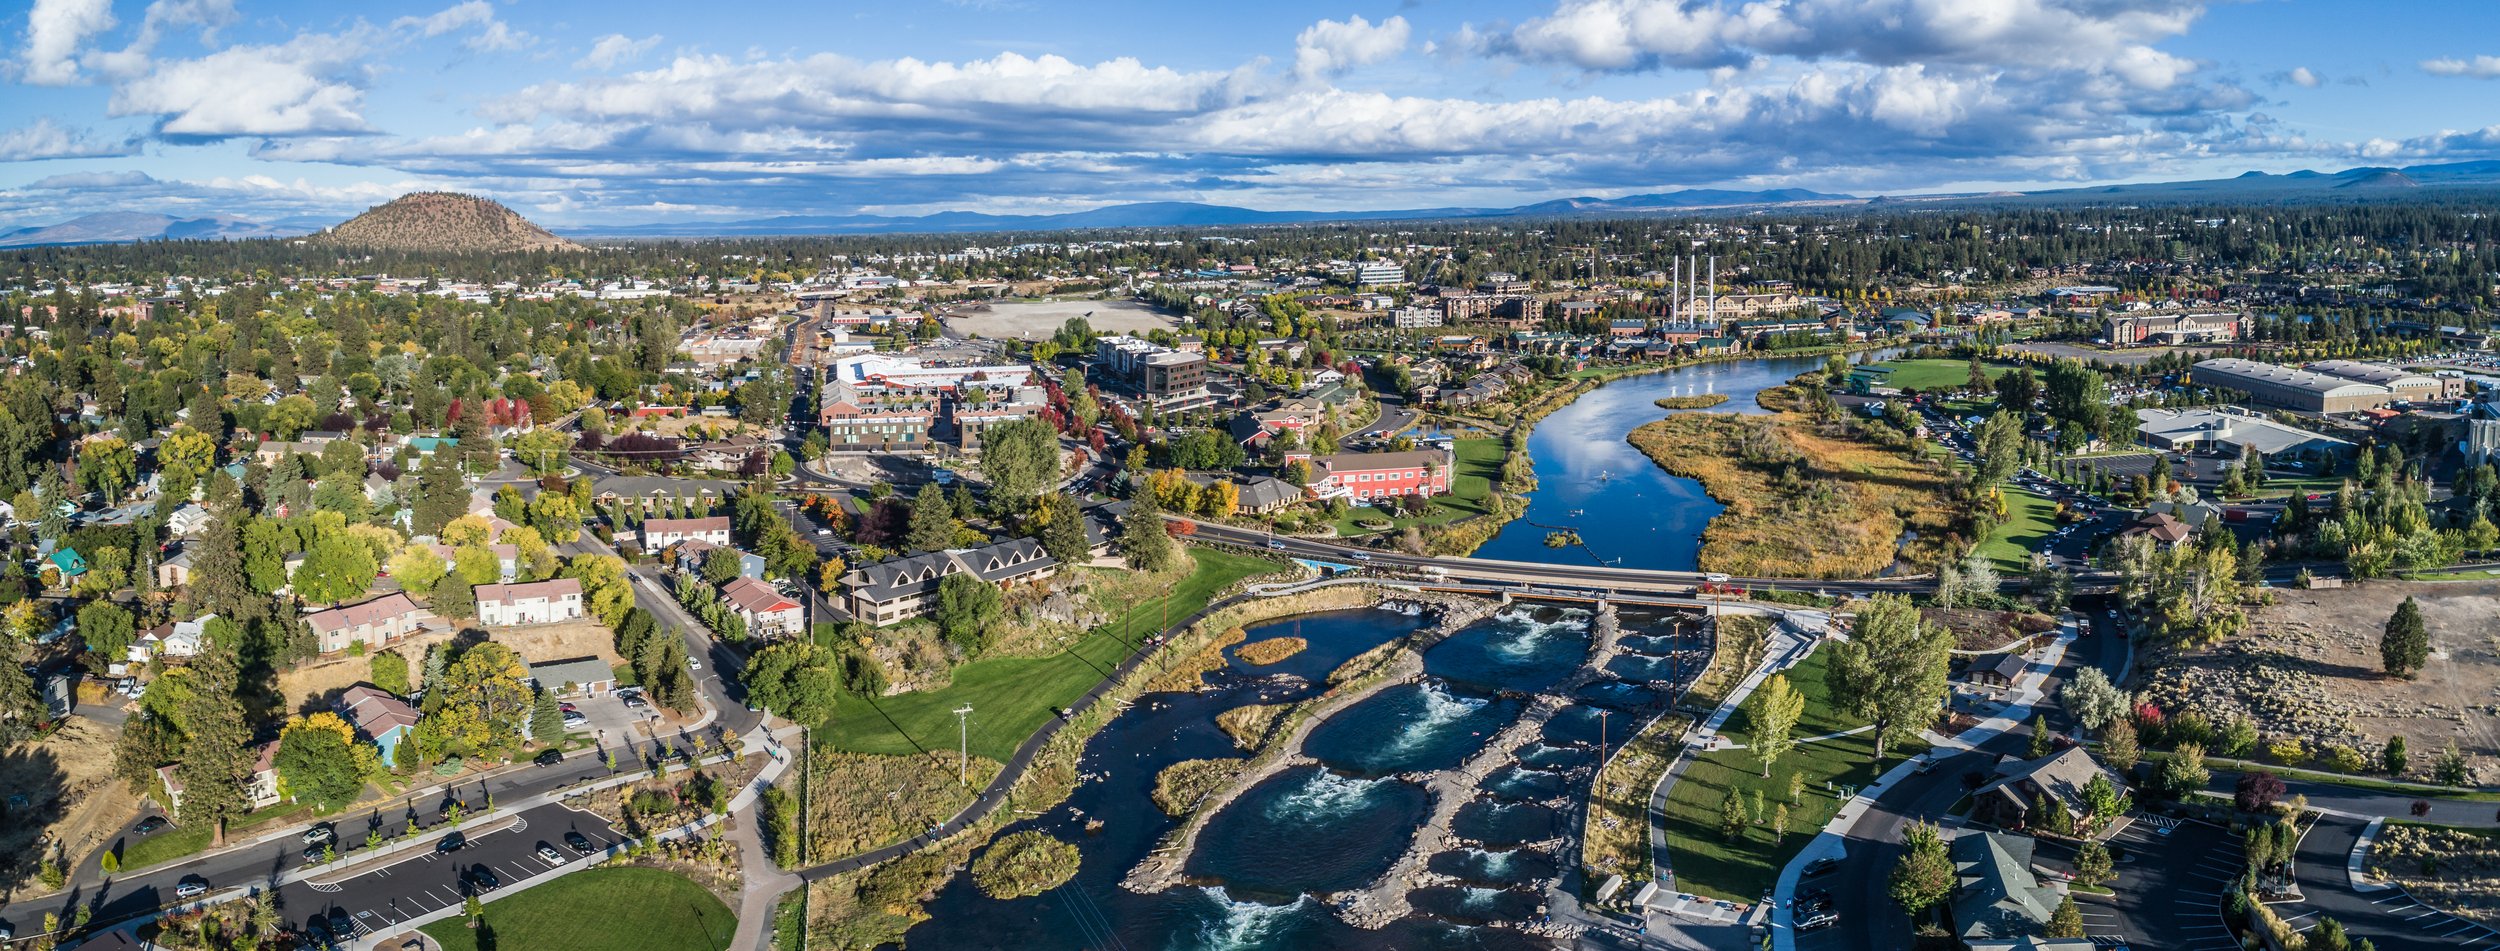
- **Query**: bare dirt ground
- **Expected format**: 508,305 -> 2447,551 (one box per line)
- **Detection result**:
277,619 -> 623,714
943,298 -> 1177,340
2138,580 -> 2500,767
621,415 -> 773,440
0,718 -> 134,900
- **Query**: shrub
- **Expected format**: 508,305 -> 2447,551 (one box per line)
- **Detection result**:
2318,743 -> 2369,775
969,830 -> 1081,900
2264,737 -> 2306,766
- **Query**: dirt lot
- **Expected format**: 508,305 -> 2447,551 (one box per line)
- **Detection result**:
942,298 -> 1177,340
276,619 -> 624,714
2138,580 -> 2500,766
0,718 -> 135,901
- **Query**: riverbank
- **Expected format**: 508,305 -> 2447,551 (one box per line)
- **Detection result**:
1624,398 -> 1961,578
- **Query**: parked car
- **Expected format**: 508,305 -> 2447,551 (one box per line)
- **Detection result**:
175,877 -> 209,899
302,823 -> 335,845
537,843 -> 563,863
328,908 -> 358,938
535,748 -> 565,766
133,815 -> 170,835
565,830 -> 594,854
436,831 -> 466,854
466,865 -> 500,891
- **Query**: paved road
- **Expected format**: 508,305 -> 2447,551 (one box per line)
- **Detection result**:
2294,815 -> 2500,951
265,801 -> 623,945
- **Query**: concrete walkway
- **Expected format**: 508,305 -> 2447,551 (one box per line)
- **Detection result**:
1767,616 -> 2078,951
1647,618 -> 1823,895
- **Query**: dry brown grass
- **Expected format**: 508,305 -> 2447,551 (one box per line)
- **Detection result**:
1145,626 -> 1249,694
1655,394 -> 1731,409
804,749 -> 1002,859
1215,702 -> 1302,751
276,619 -> 621,714
1151,758 -> 1245,816
1582,713 -> 1691,883
1627,408 -> 1959,578
1683,614 -> 1768,715
2369,823 -> 2500,922
1235,636 -> 1307,666
0,718 -> 132,899
1924,608 -> 2060,652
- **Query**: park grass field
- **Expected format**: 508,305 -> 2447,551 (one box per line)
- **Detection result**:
1659,648 -> 1925,901
421,867 -> 735,951
1860,357 -> 2013,394
815,548 -> 1280,760
1974,483 -> 2062,572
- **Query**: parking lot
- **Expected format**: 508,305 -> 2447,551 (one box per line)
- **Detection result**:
558,688 -> 658,751
2086,812 -> 2245,950
2291,815 -> 2500,951
266,801 -> 622,946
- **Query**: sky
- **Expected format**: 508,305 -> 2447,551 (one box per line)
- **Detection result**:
5,0 -> 2500,228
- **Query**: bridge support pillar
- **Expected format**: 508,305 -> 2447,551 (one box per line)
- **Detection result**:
1497,589 -> 1512,606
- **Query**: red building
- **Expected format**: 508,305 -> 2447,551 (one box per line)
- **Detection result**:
1307,449 -> 1452,502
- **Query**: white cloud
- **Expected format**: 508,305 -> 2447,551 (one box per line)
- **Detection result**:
392,1 -> 533,52
20,0 -> 116,85
576,34 -> 661,70
109,30 -> 376,137
1293,15 -> 1410,81
86,0 -> 238,78
2285,66 -> 2320,88
2422,55 -> 2500,79
0,118 -> 142,161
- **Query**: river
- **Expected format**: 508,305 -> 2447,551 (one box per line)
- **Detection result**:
1467,351 -> 1895,571
894,604 -> 1702,950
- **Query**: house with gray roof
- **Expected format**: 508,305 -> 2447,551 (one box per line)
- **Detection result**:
1970,747 -> 2123,832
1950,832 -> 2079,947
841,537 -> 1059,626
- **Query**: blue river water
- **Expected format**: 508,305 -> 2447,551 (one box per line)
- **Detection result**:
1467,352 -> 1891,570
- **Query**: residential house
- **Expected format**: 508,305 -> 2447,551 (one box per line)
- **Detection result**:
155,546 -> 194,589
338,685 -> 420,767
842,538 -> 1060,626
304,594 -> 429,654
670,539 -> 766,579
1969,748 -> 2125,832
49,547 -> 87,581
641,515 -> 732,550
2116,511 -> 2193,549
475,579 -> 585,626
165,503 -> 211,536
721,576 -> 805,639
158,740 -> 286,818
527,657 -> 618,697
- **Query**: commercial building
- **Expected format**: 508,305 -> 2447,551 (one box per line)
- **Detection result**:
1348,261 -> 1406,285
828,352 -> 1033,393
1391,306 -> 1443,330
841,537 -> 1060,627
2189,357 -> 2394,413
304,593 -> 429,655
818,387 -> 938,452
2103,310 -> 2240,346
1094,335 -> 1211,408
2134,407 -> 2356,460
2303,360 -> 2465,403
527,657 -> 619,697
475,578 -> 586,627
1307,449 -> 1453,502
1949,832 -> 2090,951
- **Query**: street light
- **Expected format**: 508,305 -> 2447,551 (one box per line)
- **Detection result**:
953,704 -> 974,784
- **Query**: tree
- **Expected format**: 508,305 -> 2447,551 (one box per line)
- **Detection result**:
1972,410 -> 2023,487
2073,838 -> 2113,887
293,534 -> 379,604
76,600 -> 135,668
175,647 -> 256,847
431,571 -> 476,619
274,711 -> 376,812
2045,895 -> 2085,938
563,554 -> 634,627
1827,595 -> 1953,760
2382,596 -> 2429,678
2162,742 -> 2211,798
2384,735 -> 2409,776
1888,820 -> 1954,917
907,483 -> 956,553
1717,787 -> 1746,839
980,417 -> 1061,505
2061,667 -> 2127,731
2080,773 -> 2127,827
1748,673 -> 1805,778
702,546 -> 744,585
2100,718 -> 2140,774
1993,366 -> 2039,413
371,649 -> 410,695
933,572 -> 1003,655
2436,742 -> 2473,786
423,641 -> 532,757
1036,493 -> 1091,567
2235,770 -> 2286,813
78,436 -> 139,501
530,690 -> 564,743
1119,491 -> 1177,572
743,641 -> 849,724
2028,713 -> 2054,758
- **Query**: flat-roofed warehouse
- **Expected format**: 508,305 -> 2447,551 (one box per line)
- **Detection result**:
2302,360 -> 2466,403
2189,358 -> 2393,413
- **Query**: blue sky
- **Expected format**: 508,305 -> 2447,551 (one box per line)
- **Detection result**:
5,0 -> 2500,227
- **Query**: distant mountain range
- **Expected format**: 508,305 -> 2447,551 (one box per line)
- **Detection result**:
12,160 -> 2500,247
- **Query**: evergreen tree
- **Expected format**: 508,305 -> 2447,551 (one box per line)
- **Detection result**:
2073,839 -> 2113,887
907,483 -> 955,553
412,450 -> 468,538
1119,491 -> 1177,572
1888,820 -> 1954,917
175,646 -> 256,847
2382,596 -> 2429,678
531,690 -> 564,743
431,571 -> 476,619
1037,492 -> 1091,567
2045,895 -> 2085,938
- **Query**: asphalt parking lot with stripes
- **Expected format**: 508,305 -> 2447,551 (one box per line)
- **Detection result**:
2291,814 -> 2500,951
264,801 -> 621,945
2084,812 -> 2245,951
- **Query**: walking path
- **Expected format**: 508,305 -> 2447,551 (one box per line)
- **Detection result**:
1647,618 -> 1823,890
1766,616 -> 2078,951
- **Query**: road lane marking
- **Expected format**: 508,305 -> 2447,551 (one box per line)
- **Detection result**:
2401,908 -> 2444,920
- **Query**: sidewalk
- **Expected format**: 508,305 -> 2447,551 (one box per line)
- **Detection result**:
1647,618 -> 1821,891
1766,616 -> 2078,951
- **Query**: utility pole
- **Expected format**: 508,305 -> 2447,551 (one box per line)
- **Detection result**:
1598,709 -> 1610,762
953,704 -> 974,784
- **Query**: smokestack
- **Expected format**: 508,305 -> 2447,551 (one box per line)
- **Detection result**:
1670,257 -> 1680,321
1707,255 -> 1716,324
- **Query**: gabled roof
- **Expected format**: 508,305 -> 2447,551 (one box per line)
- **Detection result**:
843,537 -> 1059,605
1951,832 -> 2062,938
474,578 -> 582,605
1972,747 -> 2120,815
305,593 -> 424,634
721,576 -> 799,615
339,684 -> 420,735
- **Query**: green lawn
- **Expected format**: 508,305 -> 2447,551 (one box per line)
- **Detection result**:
1660,647 -> 1926,901
1332,436 -> 1503,536
118,801 -> 318,871
422,867 -> 735,951
815,548 -> 1279,760
2238,474 -> 2346,499
1975,483 -> 2062,572
1861,357 -> 2012,394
